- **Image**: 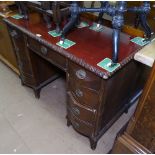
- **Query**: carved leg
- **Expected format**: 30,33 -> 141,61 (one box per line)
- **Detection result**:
61,15 -> 78,40
111,2 -> 126,64
89,138 -> 97,150
61,2 -> 79,40
33,89 -> 41,99
139,13 -> 152,40
41,2 -> 51,29
112,28 -> 120,64
19,2 -> 28,20
43,14 -> 51,29
52,2 -> 61,33
96,1 -> 108,25
134,14 -> 140,28
124,108 -> 128,114
55,24 -> 61,33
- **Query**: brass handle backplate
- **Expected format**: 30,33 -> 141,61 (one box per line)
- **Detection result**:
76,69 -> 86,79
41,46 -> 48,55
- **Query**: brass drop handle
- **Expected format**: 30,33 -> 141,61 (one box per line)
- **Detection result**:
76,69 -> 86,79
41,46 -> 48,55
75,89 -> 83,97
72,106 -> 80,115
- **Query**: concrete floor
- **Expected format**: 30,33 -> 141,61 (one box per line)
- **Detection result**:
0,61 -> 137,153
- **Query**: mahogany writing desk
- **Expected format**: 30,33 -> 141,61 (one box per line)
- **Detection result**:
4,13 -> 149,150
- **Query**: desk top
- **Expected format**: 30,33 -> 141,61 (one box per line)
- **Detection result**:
4,13 -> 142,79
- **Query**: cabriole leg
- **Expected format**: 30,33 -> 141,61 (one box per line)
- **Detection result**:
89,137 -> 97,150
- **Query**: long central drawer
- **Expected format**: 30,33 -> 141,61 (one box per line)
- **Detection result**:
27,37 -> 67,71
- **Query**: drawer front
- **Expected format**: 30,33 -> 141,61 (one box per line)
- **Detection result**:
68,61 -> 101,91
68,92 -> 96,124
27,37 -> 66,70
68,80 -> 100,108
68,112 -> 94,137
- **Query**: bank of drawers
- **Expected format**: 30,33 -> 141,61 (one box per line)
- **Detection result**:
67,61 -> 102,137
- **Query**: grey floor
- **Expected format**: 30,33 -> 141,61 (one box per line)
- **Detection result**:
0,61 -> 137,154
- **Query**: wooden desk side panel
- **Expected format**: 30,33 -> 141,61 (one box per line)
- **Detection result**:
97,61 -> 149,132
127,62 -> 155,152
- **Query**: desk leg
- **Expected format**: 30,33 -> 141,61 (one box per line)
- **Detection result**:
33,89 -> 41,99
20,76 -> 25,86
89,137 -> 97,150
66,115 -> 71,127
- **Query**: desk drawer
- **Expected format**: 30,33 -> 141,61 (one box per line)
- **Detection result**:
68,61 -> 101,91
68,112 -> 94,137
27,37 -> 66,70
68,80 -> 100,108
68,92 -> 97,124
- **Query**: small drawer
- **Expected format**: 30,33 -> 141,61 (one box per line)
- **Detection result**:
68,112 -> 94,137
68,92 -> 97,124
68,80 -> 100,108
68,61 -> 101,91
27,37 -> 66,70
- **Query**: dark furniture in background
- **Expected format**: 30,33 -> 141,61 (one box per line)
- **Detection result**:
4,11 -> 149,150
15,1 -> 70,31
112,132 -> 151,153
112,58 -> 155,153
0,2 -> 19,74
124,1 -> 155,33
127,61 -> 155,153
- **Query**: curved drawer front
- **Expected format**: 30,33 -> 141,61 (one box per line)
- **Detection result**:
27,37 -> 66,70
68,80 -> 100,108
68,92 -> 97,124
68,111 -> 94,137
68,61 -> 101,91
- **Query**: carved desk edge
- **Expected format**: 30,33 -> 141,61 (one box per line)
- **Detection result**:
3,18 -> 144,79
